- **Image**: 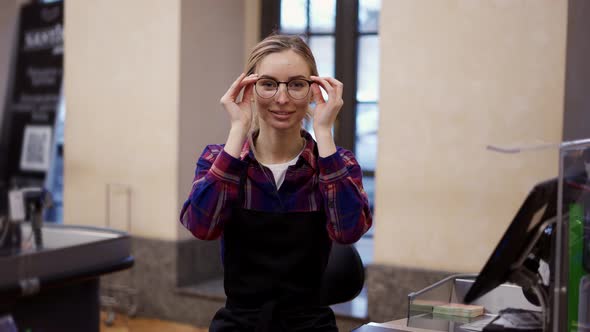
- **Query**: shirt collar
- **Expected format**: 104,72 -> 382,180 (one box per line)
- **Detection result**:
239,129 -> 318,171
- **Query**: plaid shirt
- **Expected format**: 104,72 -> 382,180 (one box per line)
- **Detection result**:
180,130 -> 372,244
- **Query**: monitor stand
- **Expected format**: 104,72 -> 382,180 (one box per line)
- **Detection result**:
507,266 -> 549,330
506,216 -> 557,331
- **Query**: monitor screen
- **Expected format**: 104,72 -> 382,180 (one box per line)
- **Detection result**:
463,177 -> 558,304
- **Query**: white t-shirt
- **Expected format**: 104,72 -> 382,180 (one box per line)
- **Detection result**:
260,153 -> 300,190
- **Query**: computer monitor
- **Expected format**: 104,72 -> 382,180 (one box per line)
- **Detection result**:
463,177 -> 558,304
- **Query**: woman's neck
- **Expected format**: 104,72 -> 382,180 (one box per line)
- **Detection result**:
254,127 -> 305,164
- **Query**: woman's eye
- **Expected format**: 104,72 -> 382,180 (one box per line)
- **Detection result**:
289,81 -> 305,89
260,80 -> 277,88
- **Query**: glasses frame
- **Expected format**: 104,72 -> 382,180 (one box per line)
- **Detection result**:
254,78 -> 314,100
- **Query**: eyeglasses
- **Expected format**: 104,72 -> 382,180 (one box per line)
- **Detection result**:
254,78 -> 313,100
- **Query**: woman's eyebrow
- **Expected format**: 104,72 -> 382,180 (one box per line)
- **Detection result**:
258,74 -> 278,80
258,74 -> 308,80
288,75 -> 308,80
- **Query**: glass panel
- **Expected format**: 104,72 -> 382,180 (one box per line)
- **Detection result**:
361,175 -> 375,215
356,174 -> 374,264
360,174 -> 375,238
281,0 -> 307,34
309,0 -> 336,33
358,0 -> 381,33
302,117 -> 334,140
356,35 -> 379,102
355,227 -> 374,264
308,35 -> 334,101
308,36 -> 335,78
355,103 -> 379,171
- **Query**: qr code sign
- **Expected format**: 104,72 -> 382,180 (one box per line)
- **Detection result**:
19,125 -> 52,172
25,130 -> 49,163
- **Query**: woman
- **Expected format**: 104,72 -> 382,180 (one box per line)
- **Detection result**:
180,34 -> 372,331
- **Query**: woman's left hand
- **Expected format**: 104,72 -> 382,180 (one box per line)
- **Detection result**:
310,76 -> 344,134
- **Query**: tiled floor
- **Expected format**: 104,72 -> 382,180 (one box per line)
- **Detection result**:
100,312 -> 206,332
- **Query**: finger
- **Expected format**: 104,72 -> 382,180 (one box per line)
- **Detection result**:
228,73 -> 246,95
234,74 -> 258,93
318,76 -> 342,96
310,76 -> 335,98
241,83 -> 255,105
224,73 -> 258,102
236,74 -> 259,101
323,77 -> 342,86
323,77 -> 343,97
220,73 -> 245,104
310,83 -> 324,105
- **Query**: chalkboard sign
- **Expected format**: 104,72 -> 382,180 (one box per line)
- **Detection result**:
0,1 -> 63,187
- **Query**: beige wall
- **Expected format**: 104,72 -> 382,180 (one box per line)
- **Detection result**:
176,0 -> 247,240
64,1 -> 256,241
374,0 -> 567,272
244,0 -> 261,60
64,0 -> 182,240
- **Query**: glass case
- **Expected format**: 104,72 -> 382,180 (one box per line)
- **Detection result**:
553,139 -> 590,332
406,274 -> 540,332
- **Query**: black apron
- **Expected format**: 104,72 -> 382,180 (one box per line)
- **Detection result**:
210,169 -> 337,332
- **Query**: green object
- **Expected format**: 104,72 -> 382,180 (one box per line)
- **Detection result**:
568,203 -> 584,331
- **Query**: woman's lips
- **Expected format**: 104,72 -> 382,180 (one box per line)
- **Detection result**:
269,110 -> 295,119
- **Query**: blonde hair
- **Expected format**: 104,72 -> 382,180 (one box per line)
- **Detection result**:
246,34 -> 319,76
246,34 -> 318,136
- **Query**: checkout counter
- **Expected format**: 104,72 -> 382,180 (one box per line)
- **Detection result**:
356,275 -> 543,331
354,139 -> 590,332
0,189 -> 133,332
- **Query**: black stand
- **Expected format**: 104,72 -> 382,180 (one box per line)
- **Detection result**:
507,268 -> 548,331
504,217 -> 558,332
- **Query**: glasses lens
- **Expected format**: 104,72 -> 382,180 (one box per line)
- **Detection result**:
255,79 -> 278,98
287,79 -> 310,99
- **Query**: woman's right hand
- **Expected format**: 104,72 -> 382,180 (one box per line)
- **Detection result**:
219,73 -> 258,132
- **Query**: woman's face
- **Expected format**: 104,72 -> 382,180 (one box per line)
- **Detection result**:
254,50 -> 312,132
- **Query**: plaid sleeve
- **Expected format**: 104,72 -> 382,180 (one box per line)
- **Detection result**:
179,145 -> 247,240
318,147 -> 373,244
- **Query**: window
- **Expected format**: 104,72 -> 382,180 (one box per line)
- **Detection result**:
262,0 -> 381,263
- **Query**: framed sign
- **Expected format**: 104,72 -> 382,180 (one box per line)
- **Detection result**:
0,1 -> 63,183
19,125 -> 52,172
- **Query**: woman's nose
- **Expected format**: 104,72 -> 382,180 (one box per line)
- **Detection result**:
275,84 -> 289,104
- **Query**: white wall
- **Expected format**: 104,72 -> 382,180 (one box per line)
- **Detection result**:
374,0 -> 567,272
